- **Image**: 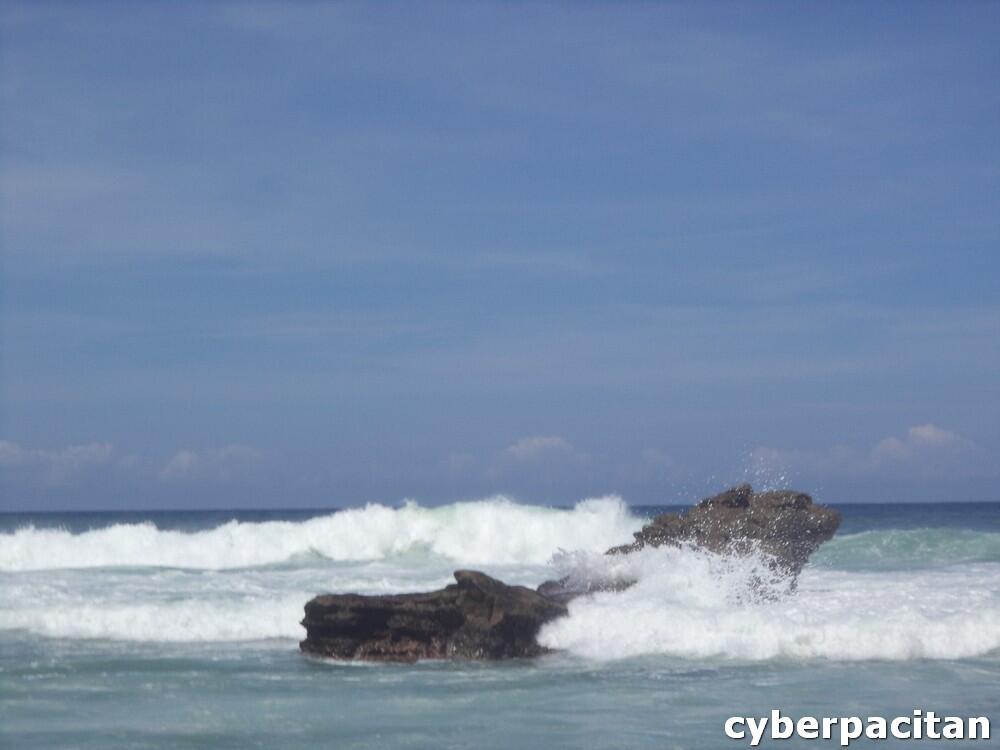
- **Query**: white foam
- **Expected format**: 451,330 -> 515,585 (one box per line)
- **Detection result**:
5,500 -> 1000,659
0,596 -> 307,641
538,546 -> 1000,661
0,496 -> 642,571
0,562 -> 467,642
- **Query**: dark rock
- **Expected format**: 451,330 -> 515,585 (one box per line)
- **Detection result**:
541,485 -> 840,601
536,576 -> 631,604
607,484 -> 840,575
300,570 -> 567,661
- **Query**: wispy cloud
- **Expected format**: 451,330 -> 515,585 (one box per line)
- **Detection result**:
0,440 -> 115,485
872,424 -> 973,463
159,445 -> 262,482
2,2 -> 997,508
0,439 -> 270,498
504,435 -> 572,461
159,449 -> 200,480
440,437 -> 680,499
751,424 -> 986,482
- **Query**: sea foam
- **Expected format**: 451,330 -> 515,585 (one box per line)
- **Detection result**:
4,500 -> 1000,660
538,545 -> 1000,661
0,496 -> 642,571
0,595 -> 308,641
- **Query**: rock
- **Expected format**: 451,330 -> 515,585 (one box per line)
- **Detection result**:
606,484 -> 840,575
540,484 -> 840,601
300,570 -> 567,662
536,576 -> 632,604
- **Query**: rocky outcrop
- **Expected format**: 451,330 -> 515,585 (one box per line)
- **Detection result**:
300,485 -> 840,660
607,484 -> 840,574
300,570 -> 567,661
538,484 -> 840,602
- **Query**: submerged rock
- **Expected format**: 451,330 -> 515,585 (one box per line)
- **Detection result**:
300,485 -> 839,660
300,570 -> 567,661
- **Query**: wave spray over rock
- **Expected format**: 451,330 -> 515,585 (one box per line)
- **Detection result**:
299,485 -> 841,661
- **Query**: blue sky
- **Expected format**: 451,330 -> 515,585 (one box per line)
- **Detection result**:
1,1 -> 998,510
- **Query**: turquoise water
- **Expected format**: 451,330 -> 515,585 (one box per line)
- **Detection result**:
2,499 -> 999,749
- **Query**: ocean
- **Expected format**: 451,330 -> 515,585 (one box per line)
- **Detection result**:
2,498 -> 998,749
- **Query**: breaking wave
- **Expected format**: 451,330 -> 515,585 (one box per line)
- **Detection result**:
3,500 -> 999,659
538,545 -> 1000,661
0,497 -> 642,571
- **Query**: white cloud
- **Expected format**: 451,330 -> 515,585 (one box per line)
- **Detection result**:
159,449 -> 200,480
159,445 -> 262,482
504,435 -> 572,461
751,423 -> 983,482
0,440 -> 266,488
0,440 -> 115,484
872,424 -> 970,463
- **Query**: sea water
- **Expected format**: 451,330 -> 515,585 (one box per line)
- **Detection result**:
1,499 -> 998,749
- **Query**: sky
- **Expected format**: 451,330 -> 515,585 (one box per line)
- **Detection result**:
1,1 -> 998,510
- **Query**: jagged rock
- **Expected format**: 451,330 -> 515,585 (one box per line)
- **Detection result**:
606,484 -> 840,575
300,570 -> 567,661
539,484 -> 840,601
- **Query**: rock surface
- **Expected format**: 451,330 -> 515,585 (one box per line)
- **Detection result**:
607,483 -> 841,574
300,485 -> 840,660
300,570 -> 567,661
539,484 -> 841,601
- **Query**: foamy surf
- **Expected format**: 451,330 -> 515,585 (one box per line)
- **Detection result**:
0,496 -> 642,571
2,499 -> 999,661
0,595 -> 309,642
538,545 -> 1000,661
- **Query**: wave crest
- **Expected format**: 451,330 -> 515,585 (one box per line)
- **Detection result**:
0,496 -> 642,571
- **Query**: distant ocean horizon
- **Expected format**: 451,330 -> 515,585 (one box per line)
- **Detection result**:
3,498 -> 999,749
4,497 -> 999,520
